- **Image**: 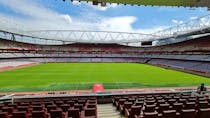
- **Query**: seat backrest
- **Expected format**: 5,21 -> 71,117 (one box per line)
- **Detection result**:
60,104 -> 70,112
74,104 -> 83,111
17,106 -> 29,112
12,111 -> 28,118
124,102 -> 133,109
68,109 -> 80,118
180,109 -> 196,118
46,105 -> 57,111
67,101 -> 75,107
49,109 -> 63,118
196,108 -> 210,118
31,105 -> 43,111
184,102 -> 196,109
2,107 -> 14,114
0,112 -> 9,118
173,103 -> 183,113
85,108 -> 96,116
86,104 -> 96,108
131,105 -> 141,116
144,112 -> 158,118
31,111 -> 46,118
145,105 -> 156,112
198,101 -> 208,109
162,110 -> 176,118
159,104 -> 170,113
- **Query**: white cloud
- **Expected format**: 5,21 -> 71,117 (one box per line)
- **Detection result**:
72,1 -> 118,11
172,19 -> 184,25
189,16 -> 198,20
0,0 -> 168,40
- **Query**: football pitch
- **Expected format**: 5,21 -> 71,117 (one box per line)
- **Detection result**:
0,63 -> 209,92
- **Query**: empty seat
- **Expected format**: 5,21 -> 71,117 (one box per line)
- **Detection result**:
2,107 -> 14,114
162,110 -> 176,118
135,101 -> 144,106
46,105 -> 57,112
49,109 -> 64,118
86,104 -> 96,108
17,106 -> 29,112
84,108 -> 96,117
68,109 -> 80,118
66,101 -> 75,107
12,111 -> 28,118
180,109 -> 196,118
184,102 -> 196,109
8,104 -> 17,109
60,104 -> 70,112
145,100 -> 156,105
120,102 -> 132,113
125,105 -> 141,118
196,108 -> 210,118
31,111 -> 47,118
168,99 -> 176,106
55,101 -> 64,107
144,112 -> 158,118
31,105 -> 44,111
173,103 -> 183,113
144,105 -> 156,112
0,112 -> 10,118
158,104 -> 170,114
74,104 -> 83,112
198,101 -> 208,109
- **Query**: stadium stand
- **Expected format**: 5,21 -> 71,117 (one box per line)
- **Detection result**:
1,34 -> 210,76
0,91 -> 210,118
0,96 -> 98,118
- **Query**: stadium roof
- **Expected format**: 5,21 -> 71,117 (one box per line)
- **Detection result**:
1,14 -> 210,46
71,0 -> 210,8
0,0 -> 210,46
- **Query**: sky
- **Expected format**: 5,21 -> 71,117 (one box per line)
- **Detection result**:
0,0 -> 209,34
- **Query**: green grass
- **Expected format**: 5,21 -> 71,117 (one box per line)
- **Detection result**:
84,0 -> 198,6
0,63 -> 209,92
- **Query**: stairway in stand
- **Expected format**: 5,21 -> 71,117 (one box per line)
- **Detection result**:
97,103 -> 124,118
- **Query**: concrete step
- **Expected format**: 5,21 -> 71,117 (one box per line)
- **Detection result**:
97,103 -> 124,118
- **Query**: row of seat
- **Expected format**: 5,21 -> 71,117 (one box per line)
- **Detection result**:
0,97 -> 97,118
112,93 -> 210,118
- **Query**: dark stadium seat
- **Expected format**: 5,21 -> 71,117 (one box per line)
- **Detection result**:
0,112 -> 10,118
144,112 -> 158,118
84,108 -> 96,117
46,105 -> 57,111
12,111 -> 28,118
144,105 -> 156,112
196,108 -> 210,118
67,109 -> 80,118
172,103 -> 183,113
17,106 -> 29,112
125,105 -> 142,118
180,109 -> 196,118
162,110 -> 177,118
49,109 -> 65,118
31,111 -> 47,118
158,103 -> 170,114
66,101 -> 75,107
31,105 -> 44,111
197,101 -> 208,109
184,102 -> 196,109
1,107 -> 14,114
74,104 -> 83,112
60,104 -> 70,112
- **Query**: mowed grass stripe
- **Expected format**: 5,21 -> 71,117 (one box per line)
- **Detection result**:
0,63 -> 209,92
